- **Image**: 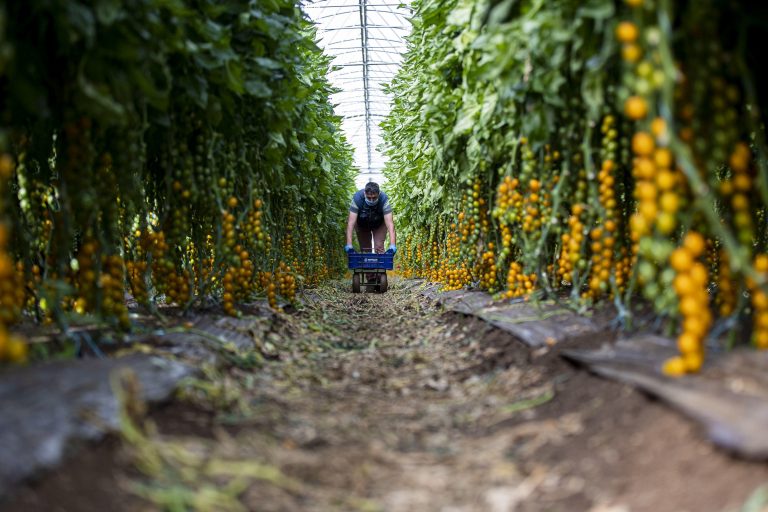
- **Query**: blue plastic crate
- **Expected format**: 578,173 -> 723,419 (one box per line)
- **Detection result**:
347,252 -> 394,270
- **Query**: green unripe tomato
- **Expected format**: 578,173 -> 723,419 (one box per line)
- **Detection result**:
638,237 -> 655,257
660,267 -> 675,285
638,260 -> 656,283
651,240 -> 674,262
644,282 -> 660,300
635,79 -> 652,96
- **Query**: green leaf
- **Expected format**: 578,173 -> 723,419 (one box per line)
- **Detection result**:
94,0 -> 124,25
244,79 -> 271,98
254,57 -> 282,70
179,74 -> 209,108
128,63 -> 170,111
64,3 -> 96,46
453,97 -> 480,136
77,66 -> 126,121
224,60 -> 245,95
500,388 -> 555,414
577,0 -> 615,20
447,0 -> 474,27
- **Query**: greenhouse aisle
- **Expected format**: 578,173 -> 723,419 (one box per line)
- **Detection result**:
5,279 -> 768,512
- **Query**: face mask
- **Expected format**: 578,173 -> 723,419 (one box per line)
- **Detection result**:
365,197 -> 379,206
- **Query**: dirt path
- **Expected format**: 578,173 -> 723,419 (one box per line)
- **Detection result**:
6,279 -> 768,511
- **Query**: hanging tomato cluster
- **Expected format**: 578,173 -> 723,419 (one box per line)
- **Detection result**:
0,0 -> 356,363
383,0 -> 768,375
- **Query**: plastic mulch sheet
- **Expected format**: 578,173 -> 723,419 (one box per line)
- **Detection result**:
425,288 -> 612,347
564,336 -> 768,460
0,355 -> 196,496
419,282 -> 768,459
155,313 -> 275,363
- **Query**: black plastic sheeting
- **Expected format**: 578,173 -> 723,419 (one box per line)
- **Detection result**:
422,285 -> 612,347
564,336 -> 768,460
417,280 -> 768,460
0,355 -> 196,496
0,301 -> 280,497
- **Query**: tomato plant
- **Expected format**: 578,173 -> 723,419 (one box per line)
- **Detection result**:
383,0 -> 768,374
0,0 -> 356,362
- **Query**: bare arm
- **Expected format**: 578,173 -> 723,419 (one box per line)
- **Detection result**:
384,213 -> 396,246
346,211 -> 358,246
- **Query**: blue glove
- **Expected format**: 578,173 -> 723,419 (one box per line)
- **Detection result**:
344,244 -> 354,254
386,244 -> 397,254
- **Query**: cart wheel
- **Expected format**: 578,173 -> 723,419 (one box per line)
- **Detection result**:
352,273 -> 361,293
379,272 -> 388,293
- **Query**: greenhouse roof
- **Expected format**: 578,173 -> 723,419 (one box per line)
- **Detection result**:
304,0 -> 411,189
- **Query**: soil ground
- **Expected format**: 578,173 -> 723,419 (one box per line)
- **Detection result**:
4,278 -> 768,511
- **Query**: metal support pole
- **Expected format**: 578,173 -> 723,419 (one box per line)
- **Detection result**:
358,0 -> 373,176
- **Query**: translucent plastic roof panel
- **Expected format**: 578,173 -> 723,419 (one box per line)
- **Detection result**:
304,0 -> 411,189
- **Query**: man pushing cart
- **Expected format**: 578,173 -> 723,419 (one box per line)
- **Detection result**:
344,182 -> 396,293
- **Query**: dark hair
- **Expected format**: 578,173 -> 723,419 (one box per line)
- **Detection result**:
364,182 -> 380,195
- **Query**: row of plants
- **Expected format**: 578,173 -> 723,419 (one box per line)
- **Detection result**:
382,0 -> 768,374
0,0 -> 356,364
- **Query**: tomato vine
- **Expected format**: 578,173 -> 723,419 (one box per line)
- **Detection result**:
383,0 -> 768,375
0,0 -> 356,362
